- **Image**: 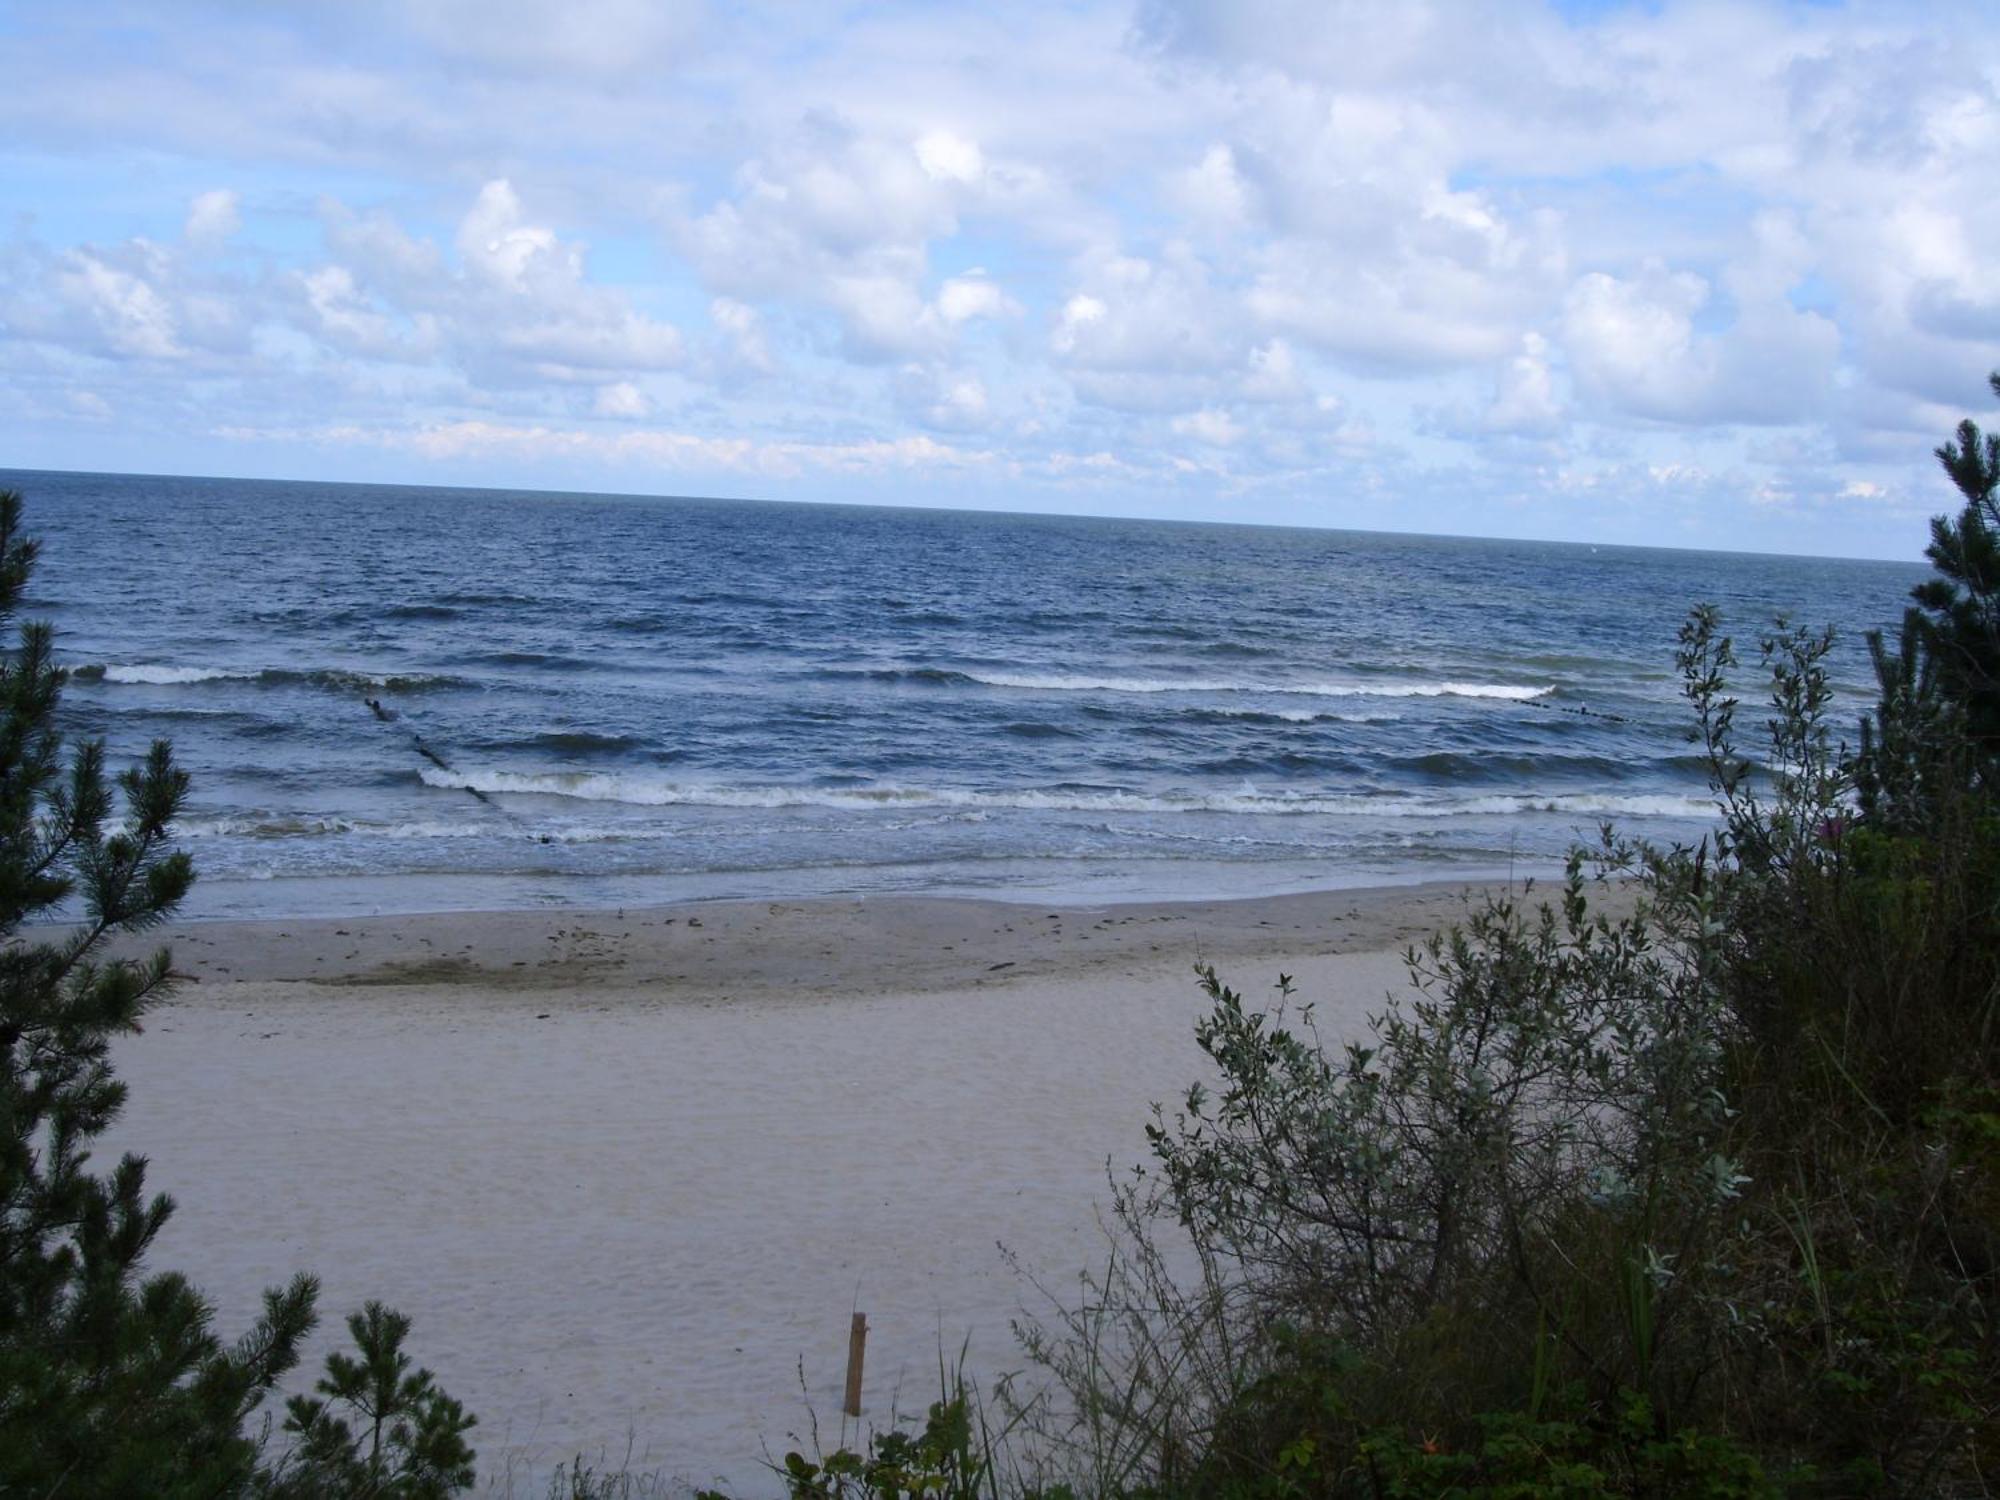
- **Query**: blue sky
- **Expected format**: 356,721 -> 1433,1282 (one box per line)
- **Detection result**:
3,0 -> 1997,558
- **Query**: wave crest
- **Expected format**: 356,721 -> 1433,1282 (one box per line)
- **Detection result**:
417,766 -> 1712,821
76,664 -> 467,693
867,667 -> 1554,700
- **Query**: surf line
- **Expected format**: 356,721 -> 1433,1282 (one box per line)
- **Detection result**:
365,697 -> 494,807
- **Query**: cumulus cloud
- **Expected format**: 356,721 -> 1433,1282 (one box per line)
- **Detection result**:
1172,407 -> 1243,446
679,114 -> 988,359
183,189 -> 241,250
1169,144 -> 1256,228
301,179 -> 683,379
707,297 -> 777,377
57,253 -> 185,359
1483,333 -> 1563,436
915,130 -> 985,185
1241,187 -> 1566,375
1562,244 -> 1838,427
936,273 -> 1016,326
1240,339 -> 1306,403
896,364 -> 993,431
1,233 -> 253,366
593,381 -> 651,418
1050,249 -> 1242,374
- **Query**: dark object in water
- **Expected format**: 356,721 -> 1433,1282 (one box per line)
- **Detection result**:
413,735 -> 491,804
365,696 -> 396,722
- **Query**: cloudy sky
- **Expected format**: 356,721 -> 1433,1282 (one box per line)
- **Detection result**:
2,1 -> 1997,557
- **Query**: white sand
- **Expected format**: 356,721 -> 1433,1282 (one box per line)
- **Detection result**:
101,885 -> 1535,1493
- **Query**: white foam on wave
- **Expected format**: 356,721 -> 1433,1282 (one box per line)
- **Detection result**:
102,664 -> 246,685
85,663 -> 463,692
963,670 -> 1552,701
418,766 -> 1712,821
1228,707 -> 1405,724
174,817 -> 354,838
174,814 -> 634,843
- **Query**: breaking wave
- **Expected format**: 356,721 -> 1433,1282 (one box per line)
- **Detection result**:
89,664 -> 240,685
173,815 -> 630,843
838,666 -> 1555,700
416,766 -> 1712,821
74,664 -> 468,693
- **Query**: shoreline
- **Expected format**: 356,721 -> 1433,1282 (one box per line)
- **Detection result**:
129,877 -> 1582,1000
146,852 -> 1580,928
100,877 -> 1620,1492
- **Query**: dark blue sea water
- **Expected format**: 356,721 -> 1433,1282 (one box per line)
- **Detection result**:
5,468 -> 1929,919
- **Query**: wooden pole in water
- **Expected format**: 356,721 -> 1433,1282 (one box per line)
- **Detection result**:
844,1313 -> 867,1418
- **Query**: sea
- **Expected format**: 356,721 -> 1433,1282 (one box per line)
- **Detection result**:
5,468 -> 1929,921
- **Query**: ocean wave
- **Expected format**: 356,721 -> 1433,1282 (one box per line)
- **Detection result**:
816,665 -> 1553,700
73,664 -> 469,694
504,730 -> 654,754
87,664 -> 241,685
460,650 -> 606,671
951,669 -> 1550,700
999,720 -> 1083,740
1192,707 -> 1407,725
820,666 -> 981,688
437,590 -> 540,607
173,815 -> 632,843
417,766 -> 1713,821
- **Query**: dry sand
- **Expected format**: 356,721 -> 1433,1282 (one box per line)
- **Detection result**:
101,880 -> 1563,1493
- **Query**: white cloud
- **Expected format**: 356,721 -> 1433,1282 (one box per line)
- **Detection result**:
1049,250 -> 1242,374
457,180 -> 569,291
303,179 -> 683,378
1240,339 -> 1305,403
300,264 -> 436,360
1564,265 -> 1708,416
184,189 -> 241,250
708,297 -> 776,376
1484,332 -> 1562,435
593,381 -> 650,418
1170,144 -> 1254,228
235,416 -> 998,480
936,274 -> 1014,326
1240,189 -> 1565,374
1051,294 -> 1106,356
1172,407 -> 1243,446
897,364 -> 992,431
678,111 -> 1041,362
55,252 -> 184,359
1562,245 -> 1838,427
915,130 -> 985,184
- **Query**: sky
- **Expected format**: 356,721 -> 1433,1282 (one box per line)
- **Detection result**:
2,1 -> 1998,558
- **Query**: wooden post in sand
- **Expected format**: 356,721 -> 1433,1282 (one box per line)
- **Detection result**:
844,1313 -> 867,1417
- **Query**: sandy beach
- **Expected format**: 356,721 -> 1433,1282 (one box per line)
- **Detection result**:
102,880 -> 1558,1493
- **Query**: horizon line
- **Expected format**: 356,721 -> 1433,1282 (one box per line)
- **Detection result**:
0,462 -> 1932,569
